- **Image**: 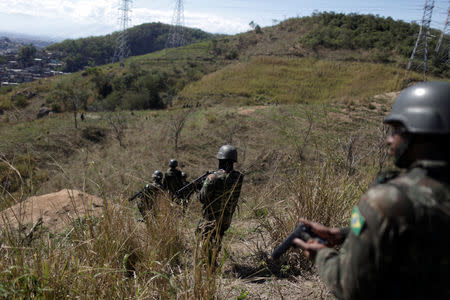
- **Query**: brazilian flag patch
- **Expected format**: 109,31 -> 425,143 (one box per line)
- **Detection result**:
351,206 -> 365,236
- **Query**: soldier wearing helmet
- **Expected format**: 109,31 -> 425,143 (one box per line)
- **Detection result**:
293,82 -> 450,300
163,159 -> 184,197
198,145 -> 244,267
135,170 -> 165,219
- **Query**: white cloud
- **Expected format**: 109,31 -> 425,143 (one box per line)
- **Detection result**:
0,0 -> 251,38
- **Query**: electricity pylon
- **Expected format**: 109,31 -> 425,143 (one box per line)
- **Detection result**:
435,2 -> 450,64
407,0 -> 435,76
113,0 -> 133,64
166,0 -> 186,48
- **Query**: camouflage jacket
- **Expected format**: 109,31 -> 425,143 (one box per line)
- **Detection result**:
199,169 -> 244,235
163,168 -> 183,194
137,181 -> 164,216
315,160 -> 450,300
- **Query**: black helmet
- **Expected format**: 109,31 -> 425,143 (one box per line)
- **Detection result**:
152,170 -> 163,180
169,159 -> 178,168
217,145 -> 238,162
384,81 -> 450,134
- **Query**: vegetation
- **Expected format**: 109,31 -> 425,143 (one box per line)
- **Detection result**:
299,12 -> 449,76
47,22 -> 215,72
179,56 -> 409,105
0,86 -> 397,297
18,45 -> 37,67
1,10 -> 449,298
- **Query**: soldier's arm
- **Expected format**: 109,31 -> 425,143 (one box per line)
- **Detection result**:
199,174 -> 216,204
314,185 -> 402,300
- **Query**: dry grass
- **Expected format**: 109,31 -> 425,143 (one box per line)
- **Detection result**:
1,93 -> 394,298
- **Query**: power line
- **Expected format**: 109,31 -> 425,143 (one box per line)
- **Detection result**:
166,0 -> 185,48
407,0 -> 435,77
113,0 -> 133,65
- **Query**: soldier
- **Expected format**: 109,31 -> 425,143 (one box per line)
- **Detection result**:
163,159 -> 184,196
198,145 -> 244,266
135,170 -> 164,219
293,81 -> 450,299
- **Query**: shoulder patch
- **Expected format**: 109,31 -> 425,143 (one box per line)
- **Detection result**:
350,206 -> 365,236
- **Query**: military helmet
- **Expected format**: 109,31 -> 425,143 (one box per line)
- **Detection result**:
152,170 -> 163,180
217,145 -> 238,162
168,159 -> 178,168
384,81 -> 450,134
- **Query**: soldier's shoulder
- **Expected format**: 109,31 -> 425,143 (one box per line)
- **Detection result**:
370,170 -> 401,187
230,170 -> 244,180
212,169 -> 226,179
361,181 -> 413,219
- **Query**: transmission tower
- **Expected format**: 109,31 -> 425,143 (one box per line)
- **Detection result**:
113,0 -> 133,64
166,0 -> 186,48
407,0 -> 435,75
435,2 -> 450,64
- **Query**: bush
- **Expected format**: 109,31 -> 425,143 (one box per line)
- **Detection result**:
11,95 -> 28,108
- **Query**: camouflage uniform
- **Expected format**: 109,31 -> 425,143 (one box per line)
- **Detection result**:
198,169 -> 244,263
315,160 -> 450,300
163,167 -> 183,195
136,181 -> 164,219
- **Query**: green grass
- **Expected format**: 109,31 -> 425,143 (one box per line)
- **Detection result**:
180,56 -> 407,105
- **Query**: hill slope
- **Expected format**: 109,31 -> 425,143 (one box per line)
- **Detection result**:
47,22 -> 215,72
1,12 -> 448,115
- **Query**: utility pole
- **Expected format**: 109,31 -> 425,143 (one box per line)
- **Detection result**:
435,2 -> 450,64
166,0 -> 186,48
407,0 -> 435,77
113,0 -> 133,65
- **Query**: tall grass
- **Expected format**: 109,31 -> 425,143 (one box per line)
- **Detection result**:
0,186 -> 223,298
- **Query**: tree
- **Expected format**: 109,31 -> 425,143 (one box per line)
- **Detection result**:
168,108 -> 193,152
105,112 -> 128,147
18,45 -> 37,67
48,81 -> 89,128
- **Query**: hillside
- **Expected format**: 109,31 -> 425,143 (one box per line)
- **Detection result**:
0,90 -> 396,298
1,11 -> 448,299
47,22 -> 215,72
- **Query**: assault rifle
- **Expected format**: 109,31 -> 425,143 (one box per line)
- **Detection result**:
271,222 -> 328,260
173,171 -> 212,201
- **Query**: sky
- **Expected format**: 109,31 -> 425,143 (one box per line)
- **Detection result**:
0,0 -> 448,40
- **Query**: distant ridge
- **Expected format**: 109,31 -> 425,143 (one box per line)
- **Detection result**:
47,22 -> 215,72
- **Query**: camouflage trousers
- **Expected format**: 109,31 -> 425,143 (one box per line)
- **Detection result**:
136,197 -> 154,219
196,219 -> 224,268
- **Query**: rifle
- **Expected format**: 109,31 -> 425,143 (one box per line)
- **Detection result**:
173,171 -> 212,201
24,217 -> 43,245
129,184 -> 150,202
271,222 -> 328,260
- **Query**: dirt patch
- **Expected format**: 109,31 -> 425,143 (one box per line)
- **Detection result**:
373,91 -> 399,102
1,189 -> 104,233
327,111 -> 352,123
237,106 -> 268,116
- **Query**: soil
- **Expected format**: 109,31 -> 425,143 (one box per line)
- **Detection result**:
0,189 -> 104,233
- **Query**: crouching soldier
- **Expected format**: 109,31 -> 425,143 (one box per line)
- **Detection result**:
130,170 -> 165,219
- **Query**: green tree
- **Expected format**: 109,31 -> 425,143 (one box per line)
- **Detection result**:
18,45 -> 37,67
48,81 -> 89,128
